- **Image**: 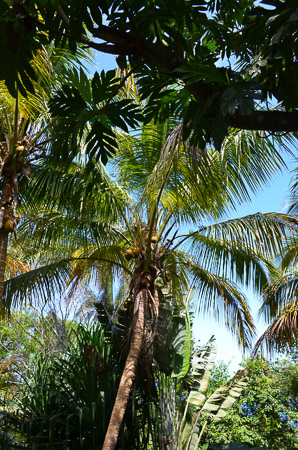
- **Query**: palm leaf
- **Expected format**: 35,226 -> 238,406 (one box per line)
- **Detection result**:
195,213 -> 298,258
189,263 -> 256,350
3,260 -> 72,311
253,298 -> 298,355
287,164 -> 298,215
186,232 -> 269,294
258,266 -> 298,322
281,234 -> 298,269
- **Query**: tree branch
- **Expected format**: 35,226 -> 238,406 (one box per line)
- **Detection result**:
31,13 -> 298,134
228,110 -> 298,133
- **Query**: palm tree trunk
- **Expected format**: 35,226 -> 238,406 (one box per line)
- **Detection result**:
0,228 -> 9,308
0,176 -> 13,309
103,289 -> 148,450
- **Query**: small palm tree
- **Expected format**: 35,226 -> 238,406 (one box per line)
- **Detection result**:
4,118 -> 296,448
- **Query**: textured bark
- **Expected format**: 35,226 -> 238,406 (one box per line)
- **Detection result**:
0,228 -> 9,309
0,176 -> 13,309
103,289 -> 148,450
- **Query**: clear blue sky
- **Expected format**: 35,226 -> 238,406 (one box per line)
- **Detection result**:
94,52 -> 297,373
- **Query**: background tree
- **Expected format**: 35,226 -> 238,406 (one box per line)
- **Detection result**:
0,307 -> 70,396
202,356 -> 298,449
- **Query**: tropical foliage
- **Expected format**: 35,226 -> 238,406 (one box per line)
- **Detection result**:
0,308 -> 69,393
0,24 -> 296,445
0,322 -> 120,449
0,316 -> 251,449
202,357 -> 298,449
0,0 -> 297,151
253,176 -> 298,356
1,110 -> 295,447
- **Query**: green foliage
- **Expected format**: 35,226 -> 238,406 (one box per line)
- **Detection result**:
0,322 -> 120,449
0,308 -> 69,392
202,357 -> 298,449
49,68 -> 142,164
207,361 -> 231,397
154,338 -> 250,449
0,0 -> 297,147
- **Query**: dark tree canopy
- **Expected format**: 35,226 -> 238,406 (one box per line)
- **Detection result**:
0,0 -> 297,154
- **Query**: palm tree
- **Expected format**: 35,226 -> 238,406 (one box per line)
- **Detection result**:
0,44 -> 93,306
4,118 -> 296,448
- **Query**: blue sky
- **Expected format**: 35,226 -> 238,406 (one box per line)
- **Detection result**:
95,52 -> 297,373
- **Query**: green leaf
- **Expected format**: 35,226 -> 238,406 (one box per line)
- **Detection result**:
172,311 -> 191,378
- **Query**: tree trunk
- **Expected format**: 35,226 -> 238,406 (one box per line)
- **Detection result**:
103,289 -> 148,450
0,228 -> 9,309
0,175 -> 14,309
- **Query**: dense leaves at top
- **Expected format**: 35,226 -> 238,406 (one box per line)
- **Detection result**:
0,0 -> 297,153
49,67 -> 142,164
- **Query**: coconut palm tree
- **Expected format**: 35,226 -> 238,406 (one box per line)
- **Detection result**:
0,42 -> 96,307
3,118 -> 297,448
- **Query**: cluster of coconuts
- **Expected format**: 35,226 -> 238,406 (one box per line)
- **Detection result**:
124,246 -> 141,260
15,136 -> 30,154
124,230 -> 158,261
1,206 -> 19,233
123,296 -> 134,309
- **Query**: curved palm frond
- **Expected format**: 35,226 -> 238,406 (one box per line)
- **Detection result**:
135,126 -> 296,225
287,164 -> 298,215
189,263 -> 256,350
215,128 -> 295,208
3,259 -> 72,311
185,232 -> 269,294
65,244 -> 131,302
253,298 -> 298,355
281,234 -> 298,269
258,266 -> 298,322
114,120 -> 181,191
195,213 -> 297,258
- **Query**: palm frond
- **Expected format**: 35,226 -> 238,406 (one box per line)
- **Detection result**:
215,128 -> 294,208
281,234 -> 298,269
253,298 -> 298,355
3,260 -> 72,312
190,263 -> 256,350
258,266 -> 298,322
287,164 -> 298,215
195,213 -> 298,258
186,232 -> 269,293
66,244 -> 131,301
